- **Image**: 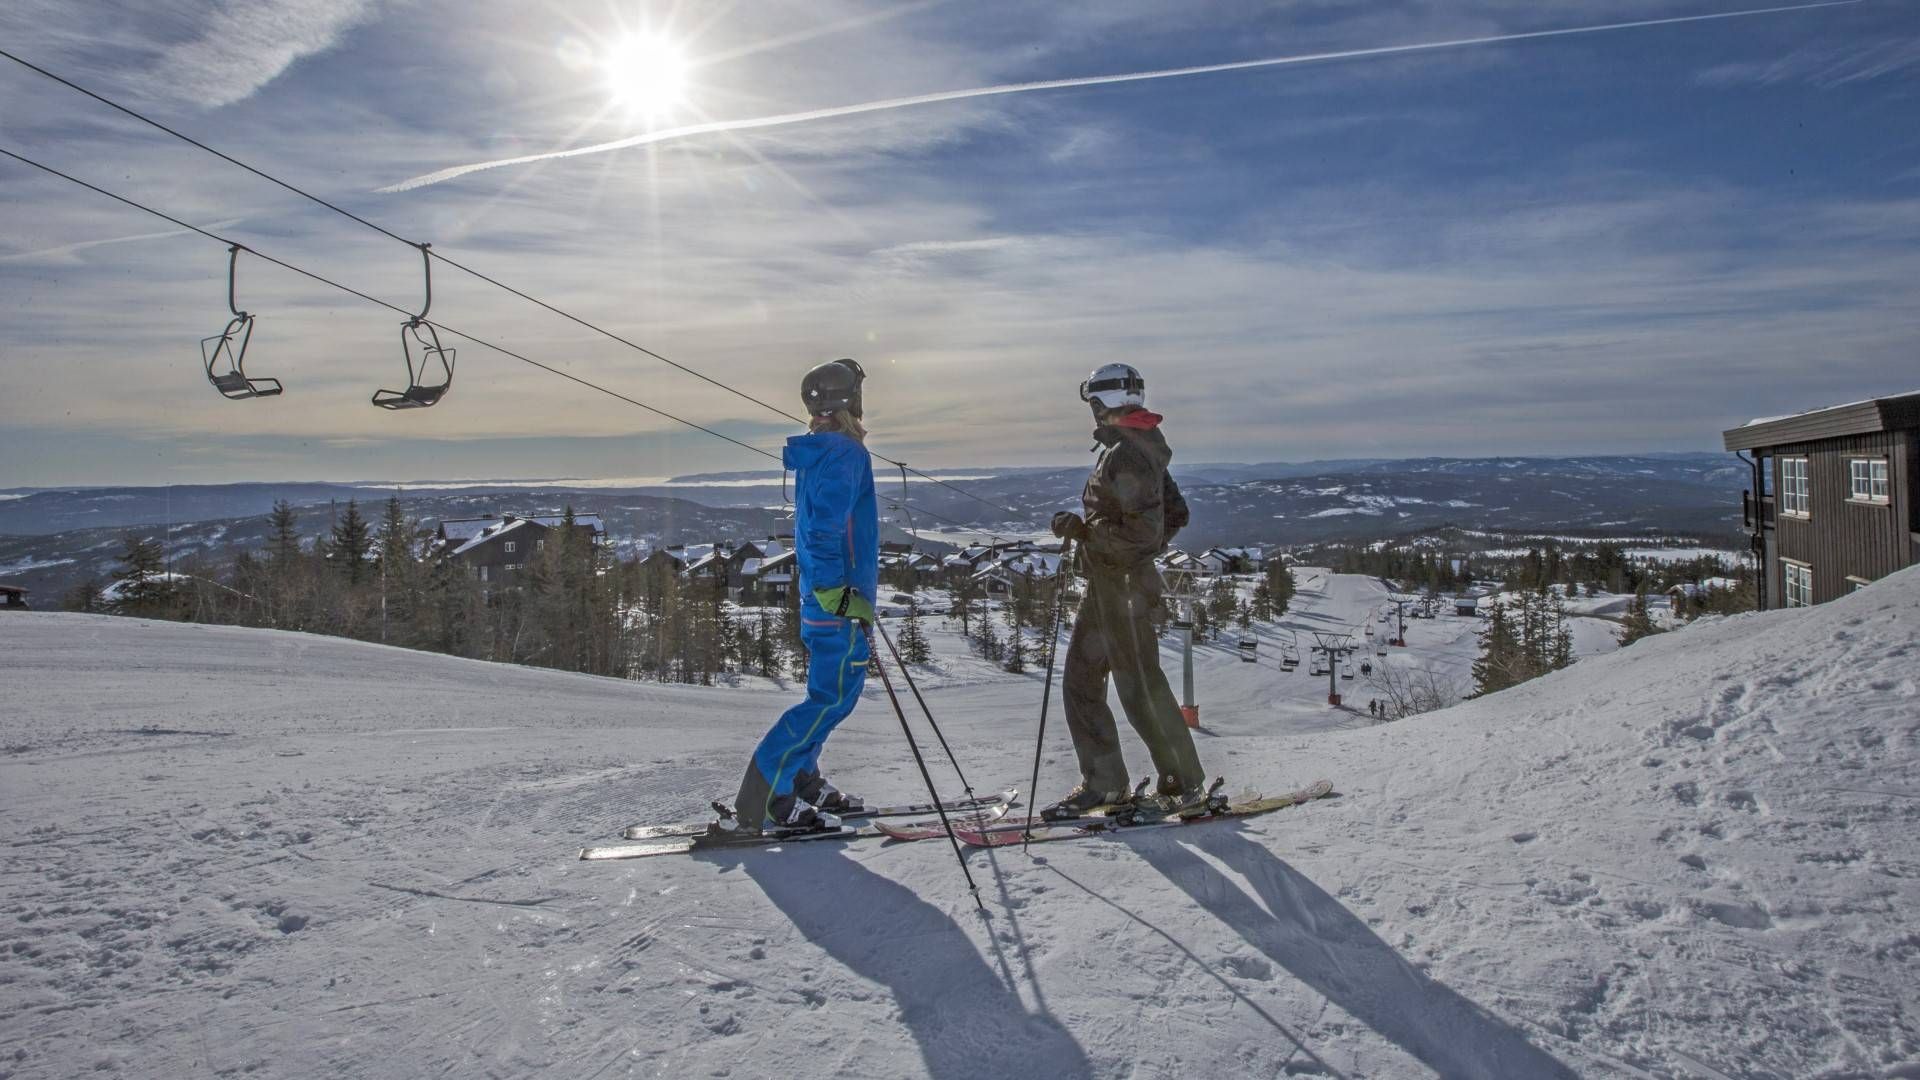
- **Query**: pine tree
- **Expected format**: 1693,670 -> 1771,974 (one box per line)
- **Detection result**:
1267,562 -> 1295,615
976,609 -> 1002,662
329,499 -> 373,585
754,605 -> 778,676
898,596 -> 933,664
1207,576 -> 1238,628
1550,590 -> 1575,671
268,500 -> 301,566
375,495 -> 419,644
1003,626 -> 1027,673
1472,600 -> 1521,697
1618,584 -> 1664,646
110,532 -> 175,617
62,578 -> 105,613
1250,578 -> 1275,622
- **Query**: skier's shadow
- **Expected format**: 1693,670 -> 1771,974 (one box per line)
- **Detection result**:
726,848 -> 1094,1080
1135,829 -> 1578,1080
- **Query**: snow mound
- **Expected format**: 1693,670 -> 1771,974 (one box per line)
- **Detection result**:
1284,565 -> 1919,1077
0,570 -> 1916,1079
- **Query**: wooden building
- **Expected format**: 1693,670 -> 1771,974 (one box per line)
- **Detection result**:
1722,390 -> 1919,609
434,513 -> 605,585
0,583 -> 28,610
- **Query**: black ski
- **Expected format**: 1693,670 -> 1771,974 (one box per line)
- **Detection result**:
619,786 -> 1017,841
582,801 -> 1015,861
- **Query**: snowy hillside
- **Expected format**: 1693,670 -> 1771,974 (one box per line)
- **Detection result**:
2,568 -> 1916,1079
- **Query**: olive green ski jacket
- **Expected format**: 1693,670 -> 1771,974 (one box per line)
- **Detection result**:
1079,409 -> 1188,577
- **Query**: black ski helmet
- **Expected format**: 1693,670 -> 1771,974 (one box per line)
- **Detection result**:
800,358 -> 865,418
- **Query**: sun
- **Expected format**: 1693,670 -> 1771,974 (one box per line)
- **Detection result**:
602,33 -> 689,117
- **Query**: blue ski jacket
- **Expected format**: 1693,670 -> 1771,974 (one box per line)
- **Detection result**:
784,431 -> 878,605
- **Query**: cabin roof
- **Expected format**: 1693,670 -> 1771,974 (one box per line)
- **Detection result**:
1723,389 -> 1920,451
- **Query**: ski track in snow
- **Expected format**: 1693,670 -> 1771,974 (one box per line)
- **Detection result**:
2,568 -> 1917,1078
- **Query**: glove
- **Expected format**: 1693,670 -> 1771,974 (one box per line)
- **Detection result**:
1051,511 -> 1089,540
814,586 -> 875,625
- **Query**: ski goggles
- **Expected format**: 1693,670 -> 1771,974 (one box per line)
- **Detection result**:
1079,373 -> 1144,401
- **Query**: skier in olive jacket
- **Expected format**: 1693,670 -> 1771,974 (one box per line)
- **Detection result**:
1044,363 -> 1210,819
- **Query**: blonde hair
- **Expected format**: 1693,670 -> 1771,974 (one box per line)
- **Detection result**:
810,409 -> 867,442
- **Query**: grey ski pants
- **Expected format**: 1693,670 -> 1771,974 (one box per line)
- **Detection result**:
1060,568 -> 1205,796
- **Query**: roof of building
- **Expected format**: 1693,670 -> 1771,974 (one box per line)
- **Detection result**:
685,550 -> 727,574
450,518 -> 534,557
527,513 -> 604,532
438,517 -> 495,542
1723,389 -> 1920,451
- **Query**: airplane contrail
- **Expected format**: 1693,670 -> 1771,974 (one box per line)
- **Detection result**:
0,219 -> 245,264
380,0 -> 1859,194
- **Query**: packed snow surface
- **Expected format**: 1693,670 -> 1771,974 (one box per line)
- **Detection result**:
3,568 -> 1917,1079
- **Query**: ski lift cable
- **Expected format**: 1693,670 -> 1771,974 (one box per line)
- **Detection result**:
0,144 -> 776,463
0,48 -> 1029,523
1,146 -> 1015,538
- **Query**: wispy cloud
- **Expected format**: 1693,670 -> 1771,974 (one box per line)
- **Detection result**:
381,0 -> 1860,193
140,0 -> 380,108
1698,35 -> 1920,87
2,0 -> 378,109
0,219 -> 243,265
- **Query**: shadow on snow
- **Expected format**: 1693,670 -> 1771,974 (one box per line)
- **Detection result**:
1131,828 -> 1577,1079
723,847 -> 1095,1080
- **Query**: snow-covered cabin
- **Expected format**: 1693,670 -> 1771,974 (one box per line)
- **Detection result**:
434,513 -> 605,585
745,549 -> 797,604
1204,547 -> 1265,574
1,583 -> 30,610
1454,592 -> 1486,617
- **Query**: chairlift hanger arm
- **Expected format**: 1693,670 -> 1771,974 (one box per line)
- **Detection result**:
226,243 -> 247,318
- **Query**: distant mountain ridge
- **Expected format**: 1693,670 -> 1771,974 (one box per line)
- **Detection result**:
0,454 -> 1746,604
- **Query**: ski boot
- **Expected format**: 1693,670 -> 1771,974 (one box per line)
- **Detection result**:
1166,777 -> 1229,820
704,795 -> 841,840
795,769 -> 865,816
1041,781 -> 1130,822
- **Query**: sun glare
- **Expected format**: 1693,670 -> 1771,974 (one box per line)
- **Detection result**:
603,33 -> 688,116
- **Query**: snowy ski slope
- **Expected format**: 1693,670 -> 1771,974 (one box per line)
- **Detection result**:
2,568 -> 1915,1078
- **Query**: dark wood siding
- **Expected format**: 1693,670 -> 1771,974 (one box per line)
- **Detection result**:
1770,432 -> 1914,606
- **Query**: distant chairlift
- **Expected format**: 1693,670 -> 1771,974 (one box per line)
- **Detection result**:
202,245 -> 282,400
1340,661 -> 1356,681
372,243 -> 455,410
1237,637 -> 1258,663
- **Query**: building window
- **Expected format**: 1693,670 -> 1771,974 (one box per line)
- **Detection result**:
504,541 -> 517,554
478,566 -> 489,583
1780,458 -> 1810,517
536,538 -> 545,551
1782,560 -> 1812,608
1848,459 -> 1890,503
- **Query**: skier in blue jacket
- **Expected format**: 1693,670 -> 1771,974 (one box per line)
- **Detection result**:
723,358 -> 880,834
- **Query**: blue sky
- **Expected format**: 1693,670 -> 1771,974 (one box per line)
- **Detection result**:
1,0 -> 1916,486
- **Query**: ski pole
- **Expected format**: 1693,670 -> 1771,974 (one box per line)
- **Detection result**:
872,615 -> 976,800
861,621 -> 985,911
1024,539 -> 1076,849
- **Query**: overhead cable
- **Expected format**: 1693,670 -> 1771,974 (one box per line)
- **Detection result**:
0,145 -> 1030,535
0,48 -> 1029,523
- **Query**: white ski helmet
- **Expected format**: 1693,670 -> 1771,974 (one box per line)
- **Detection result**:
1079,363 -> 1146,410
